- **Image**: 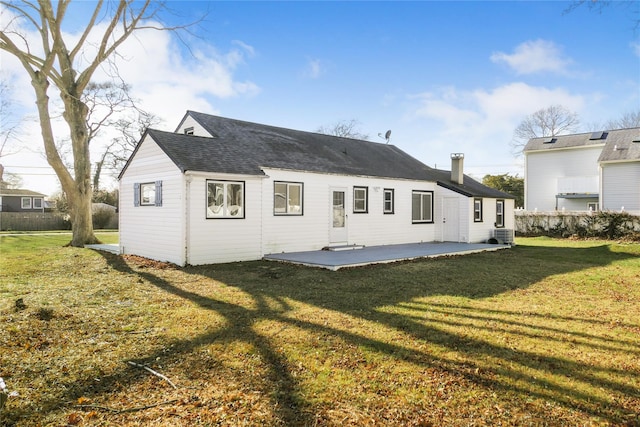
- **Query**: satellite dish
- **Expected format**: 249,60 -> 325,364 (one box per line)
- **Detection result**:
378,130 -> 392,143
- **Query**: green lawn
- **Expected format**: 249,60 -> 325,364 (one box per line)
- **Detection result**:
0,235 -> 638,426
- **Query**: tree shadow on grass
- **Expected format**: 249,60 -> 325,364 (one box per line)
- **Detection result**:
21,243 -> 637,425
182,243 -> 639,423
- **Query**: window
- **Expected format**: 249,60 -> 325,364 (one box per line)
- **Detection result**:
353,186 -> 368,213
495,200 -> 505,228
140,183 -> 156,206
33,198 -> 43,209
184,127 -> 194,135
412,191 -> 433,223
134,181 -> 163,207
474,198 -> 483,222
383,188 -> 394,214
274,182 -> 303,215
587,202 -> 599,212
21,197 -> 32,209
207,180 -> 244,218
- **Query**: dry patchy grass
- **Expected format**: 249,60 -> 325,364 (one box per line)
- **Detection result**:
0,235 -> 639,426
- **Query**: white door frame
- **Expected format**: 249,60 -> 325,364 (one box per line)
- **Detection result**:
442,196 -> 460,242
329,187 -> 348,245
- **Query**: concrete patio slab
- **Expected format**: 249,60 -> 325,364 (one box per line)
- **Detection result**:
264,241 -> 511,270
85,243 -> 120,255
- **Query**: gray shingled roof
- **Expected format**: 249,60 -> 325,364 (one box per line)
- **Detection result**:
598,128 -> 640,162
0,188 -> 46,197
524,128 -> 640,162
128,112 -> 514,199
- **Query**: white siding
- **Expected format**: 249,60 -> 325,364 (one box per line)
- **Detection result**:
601,162 -> 640,214
119,137 -> 185,265
260,169 -> 437,254
185,173 -> 263,265
435,187 -> 515,243
525,145 -> 602,211
175,116 -> 212,137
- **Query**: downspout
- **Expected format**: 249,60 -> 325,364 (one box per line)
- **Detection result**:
184,174 -> 192,266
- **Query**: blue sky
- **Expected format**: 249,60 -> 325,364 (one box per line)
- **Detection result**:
2,1 -> 639,195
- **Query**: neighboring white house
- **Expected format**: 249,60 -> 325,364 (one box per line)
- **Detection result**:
523,128 -> 640,214
118,111 -> 515,266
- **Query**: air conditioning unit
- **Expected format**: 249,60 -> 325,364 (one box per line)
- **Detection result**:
494,229 -> 514,245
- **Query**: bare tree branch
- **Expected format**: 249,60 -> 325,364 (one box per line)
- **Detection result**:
317,119 -> 369,140
511,105 -> 580,155
0,0 -> 200,246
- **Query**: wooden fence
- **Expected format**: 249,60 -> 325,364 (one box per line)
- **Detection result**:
0,212 -> 70,231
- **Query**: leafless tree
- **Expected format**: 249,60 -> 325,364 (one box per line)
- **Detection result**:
605,111 -> 640,129
511,105 -> 580,155
94,110 -> 162,189
317,119 -> 369,140
564,1 -> 639,29
0,1 -> 196,246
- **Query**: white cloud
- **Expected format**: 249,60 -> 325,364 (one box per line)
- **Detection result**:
305,58 -> 323,79
406,82 -> 588,176
0,9 -> 260,193
491,39 -> 573,75
632,41 -> 640,57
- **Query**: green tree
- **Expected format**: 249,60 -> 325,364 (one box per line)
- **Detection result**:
482,174 -> 524,208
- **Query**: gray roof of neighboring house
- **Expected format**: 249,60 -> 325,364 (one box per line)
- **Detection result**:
524,128 -> 640,163
124,112 -> 514,199
0,187 -> 46,197
597,128 -> 640,162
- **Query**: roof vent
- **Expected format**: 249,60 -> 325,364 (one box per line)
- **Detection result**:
542,137 -> 557,144
589,131 -> 608,140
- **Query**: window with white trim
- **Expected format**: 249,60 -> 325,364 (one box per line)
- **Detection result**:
274,182 -> 303,215
495,199 -> 505,228
474,198 -> 483,222
587,202 -> 599,212
353,186 -> 368,213
33,198 -> 43,209
21,197 -> 32,209
207,180 -> 244,218
412,191 -> 433,223
383,188 -> 394,214
140,183 -> 156,206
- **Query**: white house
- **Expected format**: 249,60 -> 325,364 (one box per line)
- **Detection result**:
523,128 -> 640,214
118,111 -> 515,266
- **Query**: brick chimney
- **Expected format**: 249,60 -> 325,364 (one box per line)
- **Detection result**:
451,153 -> 464,185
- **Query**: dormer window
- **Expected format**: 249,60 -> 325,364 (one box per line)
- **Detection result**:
184,127 -> 194,135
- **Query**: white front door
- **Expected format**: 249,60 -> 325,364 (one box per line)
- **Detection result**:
442,197 -> 460,242
329,188 -> 348,244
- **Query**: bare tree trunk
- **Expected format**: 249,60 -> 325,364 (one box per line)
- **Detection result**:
31,71 -> 97,247
61,84 -> 98,246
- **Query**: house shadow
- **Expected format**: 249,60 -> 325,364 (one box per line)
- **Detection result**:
46,243 -> 638,425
